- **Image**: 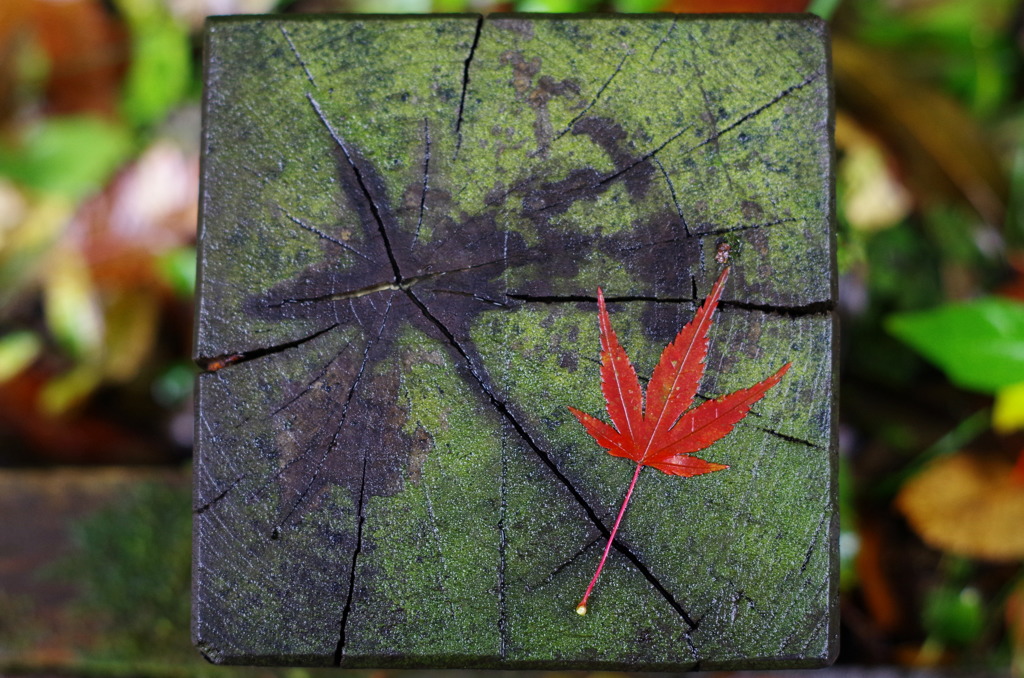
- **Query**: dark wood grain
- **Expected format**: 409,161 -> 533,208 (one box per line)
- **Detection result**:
193,14 -> 836,669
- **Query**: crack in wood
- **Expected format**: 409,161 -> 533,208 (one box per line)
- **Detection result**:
602,122 -> 681,181
307,93 -> 403,281
265,281 -> 401,309
682,68 -> 824,157
778,574 -> 833,655
196,323 -> 339,371
263,259 -> 508,310
273,296 -> 393,534
534,123 -> 693,215
404,286 -> 699,631
649,16 -> 677,61
685,631 -> 699,665
696,217 -> 798,237
799,512 -> 830,575
335,431 -> 371,666
688,49 -> 739,194
453,15 -> 483,160
757,426 -> 825,450
413,118 -> 430,245
280,208 -> 374,261
720,298 -> 834,317
525,536 -> 602,593
270,346 -> 349,417
652,155 -> 691,237
193,474 -> 245,515
280,25 -> 316,87
615,234 -> 688,255
552,51 -> 629,143
431,288 -> 510,307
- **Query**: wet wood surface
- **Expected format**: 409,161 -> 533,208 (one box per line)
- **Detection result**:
193,13 -> 837,670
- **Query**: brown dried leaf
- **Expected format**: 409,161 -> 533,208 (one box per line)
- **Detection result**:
896,452 -> 1024,561
22,0 -> 127,117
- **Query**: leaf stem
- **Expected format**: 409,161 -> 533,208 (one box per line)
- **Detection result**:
576,462 -> 643,615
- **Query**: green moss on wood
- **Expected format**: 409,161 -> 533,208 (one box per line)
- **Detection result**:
344,328 -> 504,664
194,13 -> 836,670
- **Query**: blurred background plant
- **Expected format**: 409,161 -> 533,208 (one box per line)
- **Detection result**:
0,0 -> 1022,675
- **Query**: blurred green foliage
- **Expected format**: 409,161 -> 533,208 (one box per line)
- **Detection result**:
0,116 -> 133,199
888,298 -> 1024,393
0,330 -> 42,382
42,476 -> 349,678
116,0 -> 193,128
851,0 -> 1019,117
57,482 -> 194,663
924,585 -> 986,648
157,246 -> 199,299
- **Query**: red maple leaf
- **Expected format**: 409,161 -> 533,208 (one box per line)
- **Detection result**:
568,266 -> 791,615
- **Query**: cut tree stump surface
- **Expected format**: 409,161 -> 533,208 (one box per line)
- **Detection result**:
193,13 -> 837,670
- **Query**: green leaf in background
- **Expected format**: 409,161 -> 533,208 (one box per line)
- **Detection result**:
612,0 -> 663,12
0,331 -> 42,383
514,0 -> 602,12
0,117 -> 132,200
852,0 -> 1017,116
430,0 -> 471,11
807,0 -> 842,19
116,0 -> 192,128
923,586 -> 986,648
887,297 -> 1024,393
156,246 -> 197,298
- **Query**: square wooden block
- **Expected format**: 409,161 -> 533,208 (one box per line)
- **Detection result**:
193,13 -> 836,670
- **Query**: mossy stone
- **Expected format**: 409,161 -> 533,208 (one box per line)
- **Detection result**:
193,13 -> 836,670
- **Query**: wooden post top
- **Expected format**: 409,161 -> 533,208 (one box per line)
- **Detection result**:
193,13 -> 836,670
